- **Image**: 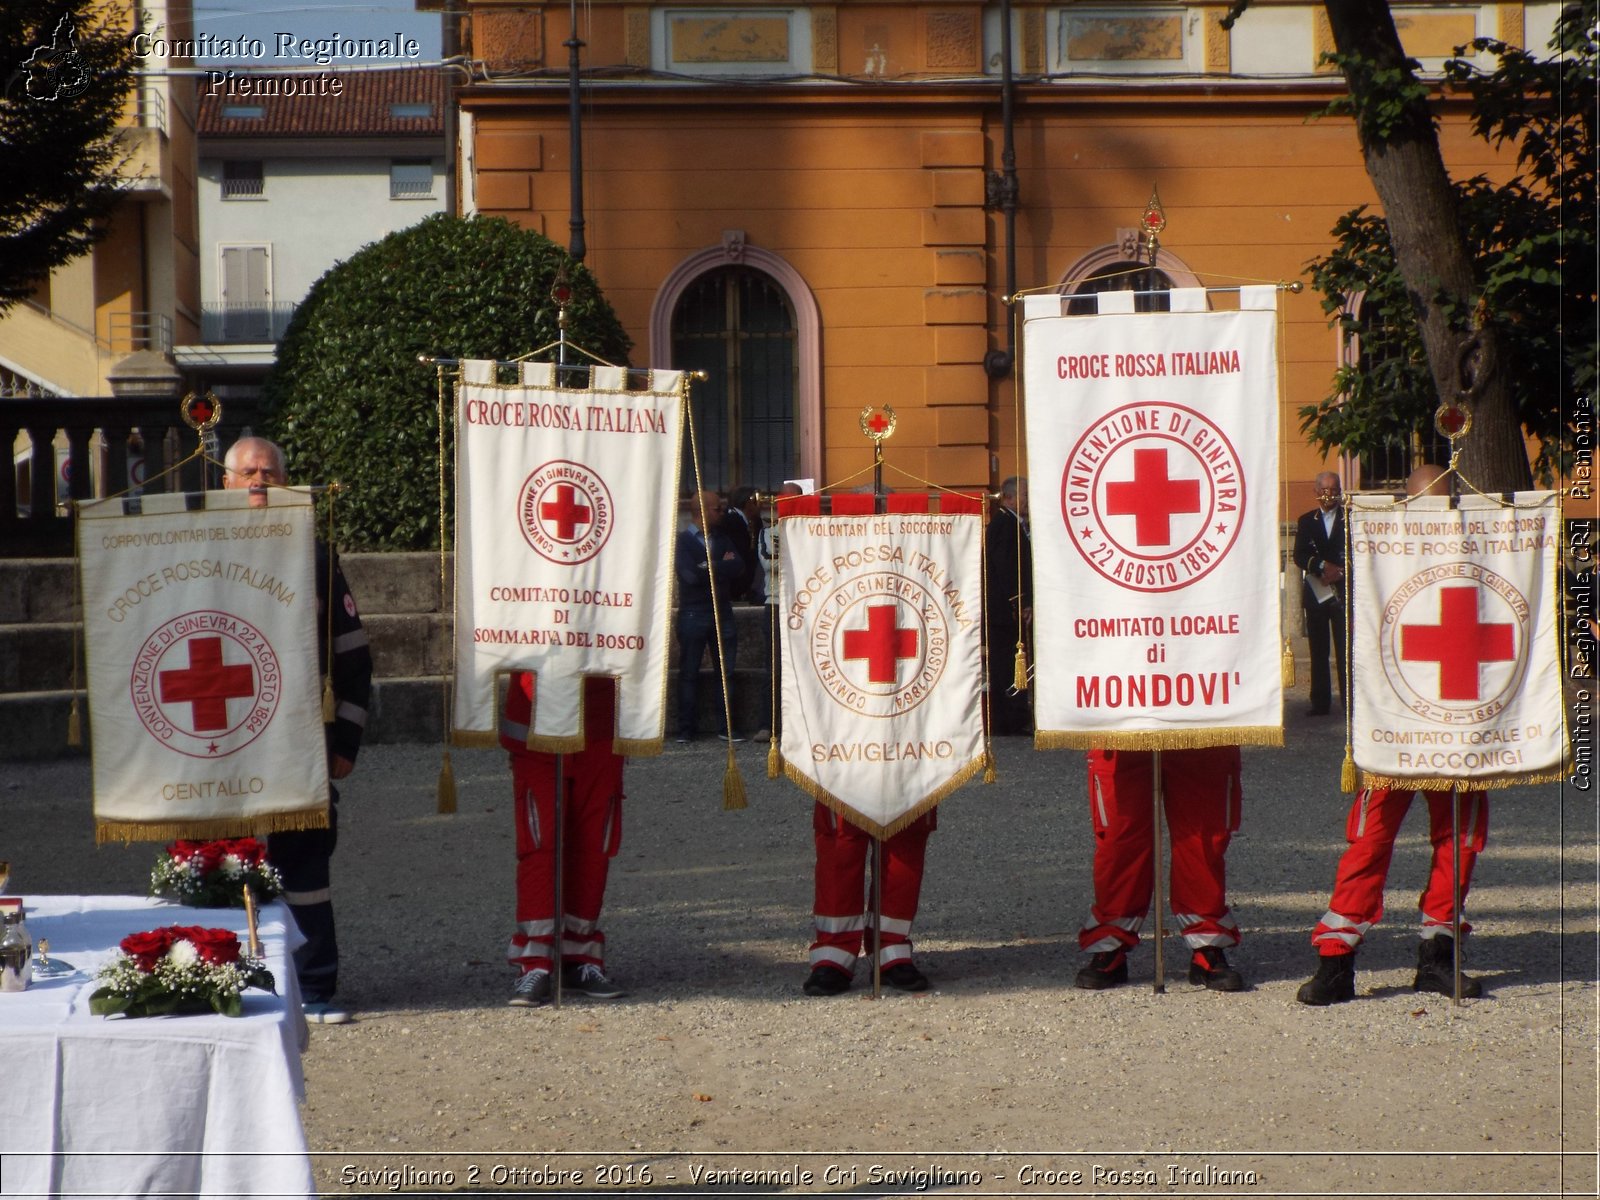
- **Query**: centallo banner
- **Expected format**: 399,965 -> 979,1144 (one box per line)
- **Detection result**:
77,488 -> 328,843
1022,287 -> 1284,749
777,495 -> 985,837
1349,491 -> 1567,789
452,361 -> 683,753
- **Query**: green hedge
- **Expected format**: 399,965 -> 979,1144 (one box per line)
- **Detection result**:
261,214 -> 632,550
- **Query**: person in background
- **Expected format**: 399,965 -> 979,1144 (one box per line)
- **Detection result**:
223,436 -> 372,1025
675,491 -> 742,742
1292,471 -> 1347,717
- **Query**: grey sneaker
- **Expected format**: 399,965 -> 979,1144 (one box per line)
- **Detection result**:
509,968 -> 552,1007
302,1000 -> 352,1024
562,962 -> 628,999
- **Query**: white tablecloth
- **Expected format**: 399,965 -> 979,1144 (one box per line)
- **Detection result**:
0,896 -> 314,1199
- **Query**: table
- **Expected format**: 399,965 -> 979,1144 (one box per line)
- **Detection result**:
0,896 -> 314,1199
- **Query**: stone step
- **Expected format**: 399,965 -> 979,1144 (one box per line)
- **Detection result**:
0,605 -> 776,695
0,668 -> 775,759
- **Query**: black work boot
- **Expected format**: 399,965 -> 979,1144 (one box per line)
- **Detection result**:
1075,948 -> 1129,990
1295,952 -> 1356,1006
1187,946 -> 1246,991
1412,934 -> 1483,998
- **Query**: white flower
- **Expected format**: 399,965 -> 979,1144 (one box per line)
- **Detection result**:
166,939 -> 199,968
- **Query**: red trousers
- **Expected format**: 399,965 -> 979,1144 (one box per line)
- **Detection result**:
1079,747 -> 1242,953
507,743 -> 624,973
810,804 -> 935,973
1311,787 -> 1488,956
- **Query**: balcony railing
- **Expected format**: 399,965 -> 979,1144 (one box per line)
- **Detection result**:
2,394 -> 266,556
200,302 -> 299,344
101,311 -> 174,354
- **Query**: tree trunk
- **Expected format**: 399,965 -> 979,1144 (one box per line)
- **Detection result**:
1324,0 -> 1532,492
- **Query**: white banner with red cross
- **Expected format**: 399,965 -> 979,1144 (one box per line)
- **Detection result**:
776,493 -> 986,837
77,489 -> 329,843
1021,287 -> 1284,749
452,361 -> 684,754
1349,491 -> 1567,789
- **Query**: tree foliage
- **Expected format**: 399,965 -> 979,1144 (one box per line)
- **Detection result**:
0,1 -> 138,313
262,214 -> 633,550
1303,2 -> 1596,486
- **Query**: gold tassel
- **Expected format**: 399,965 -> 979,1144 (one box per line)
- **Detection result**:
722,756 -> 748,810
436,750 -> 457,814
321,677 -> 336,724
983,750 -> 996,784
766,737 -> 779,780
66,696 -> 83,748
1013,646 -> 1028,693
1340,744 -> 1357,793
1281,640 -> 1296,688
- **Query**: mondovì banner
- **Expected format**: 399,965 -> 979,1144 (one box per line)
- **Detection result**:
777,495 -> 984,836
452,361 -> 683,753
1349,491 -> 1567,789
78,489 -> 328,842
1022,287 -> 1283,749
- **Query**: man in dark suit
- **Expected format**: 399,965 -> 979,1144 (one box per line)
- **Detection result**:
719,486 -> 760,602
1292,471 -> 1346,717
985,476 -> 1033,735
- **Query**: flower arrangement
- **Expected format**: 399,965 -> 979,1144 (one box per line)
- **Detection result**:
149,838 -> 283,908
90,925 -> 275,1018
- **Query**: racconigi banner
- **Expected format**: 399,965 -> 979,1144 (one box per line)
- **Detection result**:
777,493 -> 985,837
77,488 -> 329,843
1349,491 -> 1568,789
452,360 -> 684,753
1022,286 -> 1283,749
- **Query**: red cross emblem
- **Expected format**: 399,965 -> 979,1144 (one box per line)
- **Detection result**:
1103,447 -> 1202,547
157,635 -> 255,733
867,411 -> 890,434
1400,586 -> 1516,701
539,483 -> 593,540
842,603 -> 919,683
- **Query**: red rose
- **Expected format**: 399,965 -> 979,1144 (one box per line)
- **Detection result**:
169,840 -> 205,862
119,928 -> 174,972
188,927 -> 241,965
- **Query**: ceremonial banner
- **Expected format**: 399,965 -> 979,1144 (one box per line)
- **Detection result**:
778,495 -> 985,836
452,362 -> 684,752
1022,287 -> 1283,748
1349,492 -> 1567,789
77,489 -> 328,842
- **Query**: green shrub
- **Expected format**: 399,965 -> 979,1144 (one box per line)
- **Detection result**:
261,214 -> 632,550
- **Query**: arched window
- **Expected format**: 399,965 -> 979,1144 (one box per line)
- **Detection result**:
651,235 -> 821,493
1056,241 -> 1202,313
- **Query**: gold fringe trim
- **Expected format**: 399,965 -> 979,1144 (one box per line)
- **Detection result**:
450,730 -> 500,749
95,808 -> 330,847
1357,766 -> 1571,793
1340,745 -> 1357,793
321,677 -> 336,724
523,733 -> 587,755
1013,646 -> 1029,693
767,738 -> 780,779
1281,640 -> 1296,688
67,696 -> 83,748
983,750 -> 996,784
614,737 -> 664,758
782,755 -> 986,839
436,750 -> 457,814
1033,725 -> 1284,751
723,757 -> 748,810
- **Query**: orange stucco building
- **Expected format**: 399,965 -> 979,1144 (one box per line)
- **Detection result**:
445,1 -> 1550,516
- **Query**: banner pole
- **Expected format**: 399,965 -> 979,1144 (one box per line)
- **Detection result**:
1450,782 -> 1462,1007
870,837 -> 883,1000
1151,748 -> 1166,994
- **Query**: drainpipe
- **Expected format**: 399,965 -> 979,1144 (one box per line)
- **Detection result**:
983,0 -> 1018,380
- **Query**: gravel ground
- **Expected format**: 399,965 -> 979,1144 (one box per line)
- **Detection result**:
4,700 -> 1596,1199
